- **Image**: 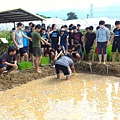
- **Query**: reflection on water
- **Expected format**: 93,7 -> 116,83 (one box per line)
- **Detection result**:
43,74 -> 120,120
0,73 -> 120,120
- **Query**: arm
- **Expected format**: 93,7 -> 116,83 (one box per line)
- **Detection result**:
71,65 -> 76,73
106,30 -> 110,41
58,36 -> 61,45
41,37 -> 49,45
12,32 -> 19,50
2,61 -> 16,67
22,33 -> 32,41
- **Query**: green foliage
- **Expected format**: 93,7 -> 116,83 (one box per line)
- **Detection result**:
18,62 -> 33,70
67,12 -> 78,20
107,45 -> 112,61
84,45 -> 119,62
40,57 -> 50,66
0,31 -> 13,55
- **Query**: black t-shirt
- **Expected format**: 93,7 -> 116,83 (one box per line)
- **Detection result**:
113,28 -> 120,42
68,32 -> 75,45
73,32 -> 83,44
72,44 -> 82,53
50,31 -> 60,44
86,32 -> 96,47
56,46 -> 65,55
27,31 -> 33,44
0,52 -> 16,64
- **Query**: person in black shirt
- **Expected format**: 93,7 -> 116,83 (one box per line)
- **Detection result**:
44,45 -> 55,59
111,21 -> 120,63
40,28 -> 49,55
27,24 -> 35,64
85,26 -> 96,62
72,26 -> 84,60
0,46 -> 18,75
50,24 -> 60,50
68,27 -> 74,52
54,45 -> 65,61
70,40 -> 82,63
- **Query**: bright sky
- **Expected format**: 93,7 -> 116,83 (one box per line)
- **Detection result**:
0,0 -> 120,13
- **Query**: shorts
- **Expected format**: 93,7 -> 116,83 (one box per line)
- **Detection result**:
72,52 -> 82,58
33,47 -> 42,57
41,44 -> 49,48
55,64 -> 71,76
112,40 -> 120,53
85,45 -> 94,54
16,47 -> 27,57
24,46 -> 29,53
97,42 -> 107,54
0,62 -> 18,70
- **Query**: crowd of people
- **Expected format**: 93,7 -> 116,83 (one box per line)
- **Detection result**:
0,20 -> 120,80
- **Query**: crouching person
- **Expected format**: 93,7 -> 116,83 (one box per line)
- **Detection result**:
55,55 -> 76,80
0,46 -> 18,75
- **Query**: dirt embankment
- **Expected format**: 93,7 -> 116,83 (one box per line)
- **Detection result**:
0,66 -> 55,91
0,62 -> 120,91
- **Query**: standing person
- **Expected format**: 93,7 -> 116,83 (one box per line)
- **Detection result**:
27,24 -> 35,63
22,26 -> 29,53
72,26 -> 84,60
40,28 -> 49,55
50,24 -> 60,50
46,26 -> 51,43
12,22 -> 31,62
63,25 -> 69,36
55,55 -> 76,80
60,28 -> 68,51
68,27 -> 74,52
0,46 -> 18,75
77,24 -> 82,32
96,20 -> 110,64
111,21 -> 120,63
29,22 -> 33,31
85,26 -> 96,62
32,24 -> 50,73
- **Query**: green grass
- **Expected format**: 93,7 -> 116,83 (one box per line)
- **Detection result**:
18,62 -> 33,70
40,57 -> 50,66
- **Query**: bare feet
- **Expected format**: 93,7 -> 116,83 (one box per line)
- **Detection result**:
103,62 -> 106,65
98,62 -> 101,64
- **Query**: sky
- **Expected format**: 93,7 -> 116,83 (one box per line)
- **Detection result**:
0,0 -> 120,13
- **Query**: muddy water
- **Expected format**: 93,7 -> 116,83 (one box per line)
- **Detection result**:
0,73 -> 120,120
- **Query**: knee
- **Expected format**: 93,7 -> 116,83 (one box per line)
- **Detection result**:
24,53 -> 28,57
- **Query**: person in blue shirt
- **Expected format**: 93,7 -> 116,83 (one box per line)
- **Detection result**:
22,26 -> 29,53
96,20 -> 110,64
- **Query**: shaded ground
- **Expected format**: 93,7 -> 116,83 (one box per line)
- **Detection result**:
0,62 -> 120,91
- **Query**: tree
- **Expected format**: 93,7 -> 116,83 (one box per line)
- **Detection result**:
67,12 -> 78,20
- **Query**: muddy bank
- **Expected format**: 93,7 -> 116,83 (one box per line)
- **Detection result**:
0,66 -> 55,91
75,62 -> 120,77
0,62 -> 120,91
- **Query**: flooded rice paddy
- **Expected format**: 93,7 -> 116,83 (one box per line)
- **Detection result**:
0,73 -> 120,120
